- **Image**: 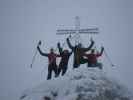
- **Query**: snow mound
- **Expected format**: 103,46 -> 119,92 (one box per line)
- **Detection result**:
21,67 -> 133,100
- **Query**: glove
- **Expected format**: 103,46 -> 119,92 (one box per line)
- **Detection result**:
57,42 -> 60,47
101,46 -> 104,51
91,39 -> 94,44
37,40 -> 41,49
38,40 -> 41,45
66,38 -> 69,41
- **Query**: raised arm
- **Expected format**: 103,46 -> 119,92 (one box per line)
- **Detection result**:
83,39 -> 94,52
37,41 -> 48,57
57,42 -> 63,54
66,38 -> 74,50
97,46 -> 104,57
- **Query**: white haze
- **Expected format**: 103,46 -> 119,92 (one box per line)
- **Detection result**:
0,0 -> 133,100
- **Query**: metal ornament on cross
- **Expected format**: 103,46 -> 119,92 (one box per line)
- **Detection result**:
56,16 -> 99,45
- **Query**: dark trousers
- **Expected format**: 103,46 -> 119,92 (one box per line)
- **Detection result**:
73,58 -> 88,68
58,62 -> 67,76
47,64 -> 58,80
87,62 -> 103,70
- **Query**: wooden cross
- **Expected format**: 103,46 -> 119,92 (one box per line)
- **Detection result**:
56,16 -> 99,44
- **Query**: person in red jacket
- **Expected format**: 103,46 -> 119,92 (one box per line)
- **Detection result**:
84,47 -> 104,69
37,41 -> 60,80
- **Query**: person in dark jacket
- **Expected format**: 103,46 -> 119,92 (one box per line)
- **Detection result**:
84,47 -> 104,69
57,42 -> 72,76
37,41 -> 60,80
66,37 -> 94,68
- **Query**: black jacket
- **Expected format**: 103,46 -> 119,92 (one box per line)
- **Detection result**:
57,43 -> 72,66
66,38 -> 94,66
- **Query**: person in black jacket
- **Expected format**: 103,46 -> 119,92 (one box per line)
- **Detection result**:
37,41 -> 60,80
57,42 -> 72,76
66,37 -> 94,68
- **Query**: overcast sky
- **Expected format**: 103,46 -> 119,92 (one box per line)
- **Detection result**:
0,0 -> 133,100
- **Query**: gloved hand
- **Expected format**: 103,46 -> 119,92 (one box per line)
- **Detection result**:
57,42 -> 60,47
37,40 -> 41,48
101,46 -> 104,50
66,37 -> 69,41
38,40 -> 41,45
90,37 -> 94,43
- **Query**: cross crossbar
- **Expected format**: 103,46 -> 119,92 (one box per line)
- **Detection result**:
56,28 -> 99,35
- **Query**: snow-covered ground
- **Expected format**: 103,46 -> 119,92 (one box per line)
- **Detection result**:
20,66 -> 133,100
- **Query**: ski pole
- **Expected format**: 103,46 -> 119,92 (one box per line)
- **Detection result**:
30,49 -> 37,68
104,48 -> 115,67
30,47 -> 38,68
30,41 -> 41,68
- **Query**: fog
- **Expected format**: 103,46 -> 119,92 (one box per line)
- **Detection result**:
0,0 -> 133,100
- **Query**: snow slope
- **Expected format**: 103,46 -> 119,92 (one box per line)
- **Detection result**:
20,66 -> 133,100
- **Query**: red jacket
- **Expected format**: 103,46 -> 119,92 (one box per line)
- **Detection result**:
47,53 -> 60,65
37,46 -> 60,65
84,53 -> 102,64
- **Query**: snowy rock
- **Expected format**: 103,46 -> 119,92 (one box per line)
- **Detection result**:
21,66 -> 133,100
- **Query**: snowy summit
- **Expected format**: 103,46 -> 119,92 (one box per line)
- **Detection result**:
21,66 -> 132,100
